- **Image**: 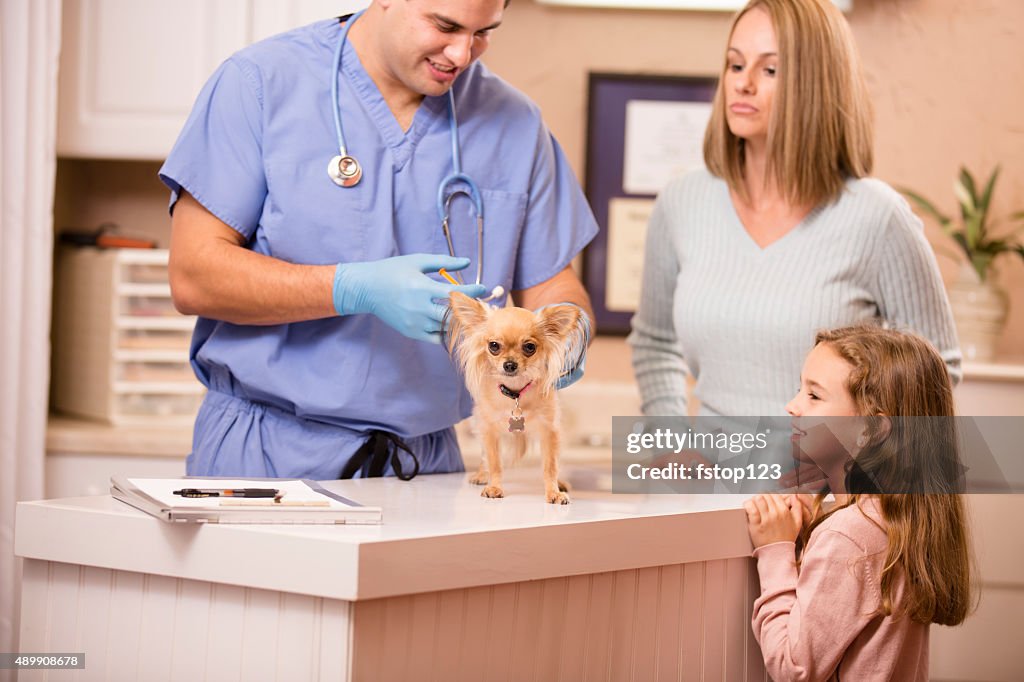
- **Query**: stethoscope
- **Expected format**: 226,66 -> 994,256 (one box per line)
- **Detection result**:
327,10 -> 504,302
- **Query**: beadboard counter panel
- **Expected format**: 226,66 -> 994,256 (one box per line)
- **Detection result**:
16,467 -> 767,681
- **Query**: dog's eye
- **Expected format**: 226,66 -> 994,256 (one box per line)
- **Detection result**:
488,341 -> 500,355
522,341 -> 537,356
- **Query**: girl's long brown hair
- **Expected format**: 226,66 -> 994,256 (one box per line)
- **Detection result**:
703,0 -> 873,208
797,325 -> 971,626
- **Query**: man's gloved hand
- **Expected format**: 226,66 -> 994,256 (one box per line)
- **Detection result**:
556,356 -> 586,390
535,303 -> 592,390
333,254 -> 486,343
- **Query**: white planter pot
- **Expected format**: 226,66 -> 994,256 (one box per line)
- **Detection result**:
947,263 -> 1008,362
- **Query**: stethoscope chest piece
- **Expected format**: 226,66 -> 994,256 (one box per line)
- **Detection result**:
328,154 -> 362,188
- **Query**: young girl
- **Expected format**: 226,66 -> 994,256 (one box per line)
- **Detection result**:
744,325 -> 971,680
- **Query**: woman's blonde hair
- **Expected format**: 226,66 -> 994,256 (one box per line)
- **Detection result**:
797,325 -> 972,626
703,0 -> 873,208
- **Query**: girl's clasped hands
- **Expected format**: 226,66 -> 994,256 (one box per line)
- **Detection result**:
744,492 -> 813,548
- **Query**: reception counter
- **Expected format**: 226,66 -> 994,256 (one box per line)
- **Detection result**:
15,464 -> 765,681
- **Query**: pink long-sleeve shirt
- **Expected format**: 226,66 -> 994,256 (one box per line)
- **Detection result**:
751,497 -> 929,681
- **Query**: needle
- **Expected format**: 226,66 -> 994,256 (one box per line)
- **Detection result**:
438,269 -> 504,302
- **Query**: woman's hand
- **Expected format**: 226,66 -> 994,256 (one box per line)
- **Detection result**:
777,461 -> 828,492
789,493 -> 816,527
744,493 -> 803,548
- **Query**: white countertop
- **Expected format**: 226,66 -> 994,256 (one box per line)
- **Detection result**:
16,463 -> 754,601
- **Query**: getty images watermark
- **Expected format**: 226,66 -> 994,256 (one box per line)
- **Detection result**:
611,416 -> 1024,494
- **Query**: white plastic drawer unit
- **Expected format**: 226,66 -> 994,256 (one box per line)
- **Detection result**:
52,247 -> 204,425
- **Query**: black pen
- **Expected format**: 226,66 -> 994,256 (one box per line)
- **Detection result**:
173,488 -> 280,498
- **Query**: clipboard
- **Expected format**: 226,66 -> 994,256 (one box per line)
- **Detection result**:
110,476 -> 382,524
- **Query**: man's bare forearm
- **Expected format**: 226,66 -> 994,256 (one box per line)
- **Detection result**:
169,192 -> 336,325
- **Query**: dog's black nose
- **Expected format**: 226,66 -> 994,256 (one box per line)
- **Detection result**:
503,359 -> 518,373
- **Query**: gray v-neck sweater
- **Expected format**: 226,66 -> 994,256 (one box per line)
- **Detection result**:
627,168 -> 961,416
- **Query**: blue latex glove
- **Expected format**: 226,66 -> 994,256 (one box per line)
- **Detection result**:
333,254 -> 486,343
535,303 -> 592,390
557,357 -> 586,390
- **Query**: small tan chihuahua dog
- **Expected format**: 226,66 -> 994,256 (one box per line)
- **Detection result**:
446,292 -> 582,504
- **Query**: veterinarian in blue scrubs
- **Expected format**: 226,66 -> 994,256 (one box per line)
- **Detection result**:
159,0 -> 597,480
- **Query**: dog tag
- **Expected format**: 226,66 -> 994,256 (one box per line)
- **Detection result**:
509,400 -> 525,432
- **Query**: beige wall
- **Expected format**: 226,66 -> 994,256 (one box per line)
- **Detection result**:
483,0 -> 1024,371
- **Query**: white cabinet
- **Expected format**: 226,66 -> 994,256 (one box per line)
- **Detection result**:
57,0 -> 249,159
534,0 -> 850,10
249,0 -> 366,42
57,0 -> 369,159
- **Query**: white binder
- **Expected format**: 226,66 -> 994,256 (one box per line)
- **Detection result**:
110,476 -> 382,524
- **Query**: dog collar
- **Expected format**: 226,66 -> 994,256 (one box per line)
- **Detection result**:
499,381 -> 532,400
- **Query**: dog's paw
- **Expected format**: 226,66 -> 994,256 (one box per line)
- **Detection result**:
481,485 -> 505,499
557,479 -> 570,493
468,471 -> 489,485
546,490 -> 571,505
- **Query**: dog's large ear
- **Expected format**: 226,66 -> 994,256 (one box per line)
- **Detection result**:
535,304 -> 586,393
444,292 -> 489,354
536,304 -> 582,342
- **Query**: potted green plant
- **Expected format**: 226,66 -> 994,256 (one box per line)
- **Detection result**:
903,166 -> 1024,280
902,166 -> 1024,361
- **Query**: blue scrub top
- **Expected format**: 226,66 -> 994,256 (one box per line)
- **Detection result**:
159,19 -> 598,477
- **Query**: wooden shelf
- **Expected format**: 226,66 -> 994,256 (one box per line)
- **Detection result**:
47,414 -> 190,458
962,359 -> 1024,382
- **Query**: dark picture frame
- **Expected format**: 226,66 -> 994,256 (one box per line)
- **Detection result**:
583,73 -> 718,334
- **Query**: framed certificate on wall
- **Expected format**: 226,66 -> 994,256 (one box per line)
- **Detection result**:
583,73 -> 717,334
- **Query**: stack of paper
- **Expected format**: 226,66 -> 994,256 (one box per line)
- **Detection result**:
110,476 -> 382,524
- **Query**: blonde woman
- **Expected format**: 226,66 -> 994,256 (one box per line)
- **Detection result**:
628,0 -> 960,418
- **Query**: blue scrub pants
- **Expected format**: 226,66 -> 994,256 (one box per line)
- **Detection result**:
186,390 -> 466,480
